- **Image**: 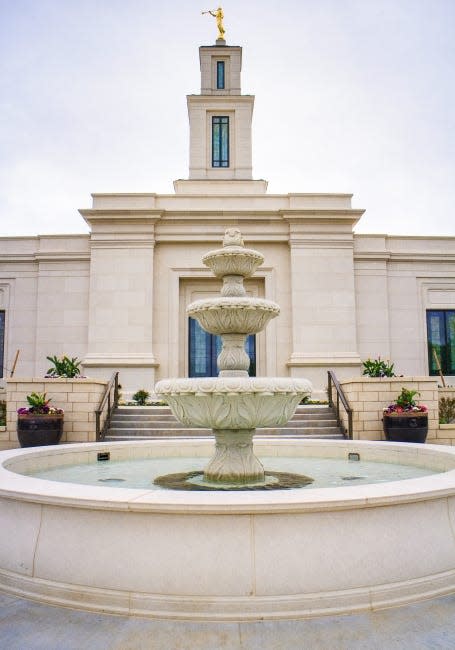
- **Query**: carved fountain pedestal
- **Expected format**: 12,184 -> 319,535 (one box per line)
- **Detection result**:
155,229 -> 312,485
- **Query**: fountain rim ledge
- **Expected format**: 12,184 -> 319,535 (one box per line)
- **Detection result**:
187,297 -> 280,312
155,376 -> 311,394
2,439 -> 455,514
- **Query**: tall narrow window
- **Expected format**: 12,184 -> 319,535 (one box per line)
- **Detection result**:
189,318 -> 256,377
216,61 -> 225,89
0,311 -> 4,379
212,116 -> 229,167
427,310 -> 455,375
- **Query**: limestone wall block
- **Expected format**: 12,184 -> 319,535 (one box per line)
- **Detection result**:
64,412 -> 90,423
67,392 -> 90,403
357,391 -> 379,402
72,421 -> 92,433
66,431 -> 89,443
71,403 -> 95,413
358,411 -> 381,422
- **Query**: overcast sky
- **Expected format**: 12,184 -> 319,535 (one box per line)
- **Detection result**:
0,0 -> 454,237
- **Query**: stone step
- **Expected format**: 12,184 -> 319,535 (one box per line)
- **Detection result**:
114,405 -> 331,416
104,432 -> 344,441
111,412 -> 334,424
107,426 -> 342,437
115,407 -> 172,415
112,414 -> 177,422
109,418 -> 338,430
106,403 -> 344,440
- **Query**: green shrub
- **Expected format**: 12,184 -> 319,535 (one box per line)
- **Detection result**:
0,401 -> 6,427
395,388 -> 419,409
439,397 -> 455,424
132,389 -> 150,406
46,355 -> 82,378
362,357 -> 395,378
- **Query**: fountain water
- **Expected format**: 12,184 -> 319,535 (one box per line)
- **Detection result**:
155,229 -> 312,487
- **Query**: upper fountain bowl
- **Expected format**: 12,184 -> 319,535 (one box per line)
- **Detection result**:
202,246 -> 264,279
187,297 -> 280,335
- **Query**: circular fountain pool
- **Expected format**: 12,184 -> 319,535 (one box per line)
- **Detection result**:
1,438 -> 455,621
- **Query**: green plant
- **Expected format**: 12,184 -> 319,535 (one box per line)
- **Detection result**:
383,388 -> 427,415
0,401 -> 6,427
46,355 -> 82,378
439,397 -> 455,424
362,357 -> 395,378
132,389 -> 150,406
395,388 -> 419,408
17,392 -> 64,415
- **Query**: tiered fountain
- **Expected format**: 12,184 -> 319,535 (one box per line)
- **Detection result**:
155,228 -> 312,488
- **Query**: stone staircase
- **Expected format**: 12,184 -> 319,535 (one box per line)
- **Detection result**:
104,404 -> 345,441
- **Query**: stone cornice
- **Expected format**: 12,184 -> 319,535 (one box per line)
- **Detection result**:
89,240 -> 156,249
281,209 -> 364,224
289,239 -> 355,249
186,94 -> 254,104
35,252 -> 91,262
0,252 -> 90,263
287,354 -> 362,367
79,209 -> 162,222
354,252 -> 455,263
83,353 -> 159,368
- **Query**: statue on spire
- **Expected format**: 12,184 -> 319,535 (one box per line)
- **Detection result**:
202,6 -> 226,41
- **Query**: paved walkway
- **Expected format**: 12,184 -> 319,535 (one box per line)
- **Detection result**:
1,592 -> 455,649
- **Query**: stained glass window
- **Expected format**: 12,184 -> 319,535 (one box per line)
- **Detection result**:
212,116 -> 229,167
427,310 -> 455,375
216,61 -> 225,89
0,311 -> 4,379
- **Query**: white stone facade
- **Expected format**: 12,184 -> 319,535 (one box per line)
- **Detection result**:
0,40 -> 454,396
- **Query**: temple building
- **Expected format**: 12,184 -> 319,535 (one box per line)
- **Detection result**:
0,38 -> 454,398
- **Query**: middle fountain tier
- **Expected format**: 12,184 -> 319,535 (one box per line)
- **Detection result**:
155,229 -> 312,486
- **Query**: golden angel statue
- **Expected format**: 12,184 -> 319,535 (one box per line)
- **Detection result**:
202,7 -> 225,40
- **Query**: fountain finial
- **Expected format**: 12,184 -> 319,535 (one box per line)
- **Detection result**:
223,228 -> 244,248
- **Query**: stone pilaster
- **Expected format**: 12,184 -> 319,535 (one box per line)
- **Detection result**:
284,206 -> 363,392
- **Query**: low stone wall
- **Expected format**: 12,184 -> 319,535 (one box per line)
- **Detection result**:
336,377 -> 439,442
3,378 -> 108,450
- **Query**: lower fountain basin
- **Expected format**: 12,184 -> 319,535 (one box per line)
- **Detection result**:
155,377 -> 311,429
1,439 -> 455,621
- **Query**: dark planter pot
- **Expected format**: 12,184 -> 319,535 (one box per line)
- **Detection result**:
383,413 -> 428,444
17,414 -> 64,448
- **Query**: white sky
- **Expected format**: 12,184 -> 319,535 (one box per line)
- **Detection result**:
0,0 -> 454,237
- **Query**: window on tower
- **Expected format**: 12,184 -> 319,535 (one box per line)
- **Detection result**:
212,116 -> 229,167
216,61 -> 225,89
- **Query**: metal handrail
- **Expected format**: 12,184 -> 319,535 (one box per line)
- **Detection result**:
95,372 -> 119,441
327,370 -> 353,439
